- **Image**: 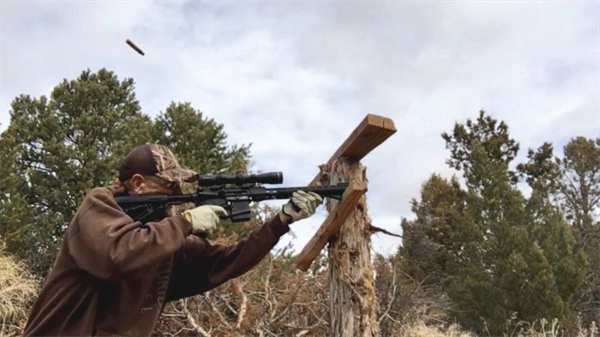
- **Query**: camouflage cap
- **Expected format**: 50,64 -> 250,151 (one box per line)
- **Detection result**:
118,144 -> 198,184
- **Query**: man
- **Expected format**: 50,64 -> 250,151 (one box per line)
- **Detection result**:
23,143 -> 323,336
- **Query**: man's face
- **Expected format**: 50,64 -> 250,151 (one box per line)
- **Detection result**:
129,174 -> 180,196
126,174 -> 181,219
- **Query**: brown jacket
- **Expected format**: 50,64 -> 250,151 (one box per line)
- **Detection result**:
22,185 -> 290,336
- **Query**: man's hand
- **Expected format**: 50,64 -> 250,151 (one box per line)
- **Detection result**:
183,205 -> 228,235
280,190 -> 323,223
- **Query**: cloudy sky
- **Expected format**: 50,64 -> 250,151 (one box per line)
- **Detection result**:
1,1 -> 599,257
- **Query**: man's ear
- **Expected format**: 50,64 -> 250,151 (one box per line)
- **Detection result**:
129,174 -> 145,190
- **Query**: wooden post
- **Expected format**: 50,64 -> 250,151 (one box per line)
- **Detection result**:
296,114 -> 396,271
327,157 -> 379,337
295,113 -> 396,337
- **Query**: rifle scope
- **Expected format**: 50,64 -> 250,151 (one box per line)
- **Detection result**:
197,171 -> 283,186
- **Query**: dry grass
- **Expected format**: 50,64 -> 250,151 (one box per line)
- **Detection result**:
502,318 -> 598,337
0,244 -> 39,337
393,318 -> 599,337
395,321 -> 476,337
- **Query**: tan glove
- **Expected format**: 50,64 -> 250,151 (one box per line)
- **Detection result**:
182,205 -> 228,235
280,190 -> 323,223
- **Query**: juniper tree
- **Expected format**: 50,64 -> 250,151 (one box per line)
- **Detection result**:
150,101 -> 253,237
151,102 -> 251,176
554,137 -> 600,326
400,110 -> 583,334
0,68 -> 153,275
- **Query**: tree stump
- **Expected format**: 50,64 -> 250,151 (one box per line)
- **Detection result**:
325,157 -> 380,337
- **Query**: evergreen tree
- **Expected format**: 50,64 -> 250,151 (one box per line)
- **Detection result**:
151,102 -> 251,176
0,68 -> 154,275
517,142 -> 585,326
556,137 -> 600,247
400,173 -> 470,288
0,132 -> 38,267
400,110 -> 584,334
150,101 -> 253,237
554,136 -> 600,326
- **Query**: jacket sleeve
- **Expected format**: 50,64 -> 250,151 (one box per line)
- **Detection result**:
166,215 -> 290,301
66,187 -> 192,281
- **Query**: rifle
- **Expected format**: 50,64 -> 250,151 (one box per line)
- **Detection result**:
114,171 -> 350,223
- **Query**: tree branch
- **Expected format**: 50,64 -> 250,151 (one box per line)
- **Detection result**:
368,222 -> 403,238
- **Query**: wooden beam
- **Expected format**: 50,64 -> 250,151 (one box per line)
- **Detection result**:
295,113 -> 396,271
296,179 -> 368,271
309,114 -> 396,186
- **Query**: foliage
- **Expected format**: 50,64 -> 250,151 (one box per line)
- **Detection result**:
556,137 -> 600,234
151,101 -> 251,177
555,137 -> 600,328
0,68 -> 251,277
517,136 -> 600,329
149,101 -> 253,237
0,133 -> 37,268
2,68 -> 600,337
400,110 -> 585,335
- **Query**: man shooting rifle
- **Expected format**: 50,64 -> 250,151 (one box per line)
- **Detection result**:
23,143 -> 331,336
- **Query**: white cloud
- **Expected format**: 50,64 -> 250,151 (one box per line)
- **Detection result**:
1,1 -> 598,259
